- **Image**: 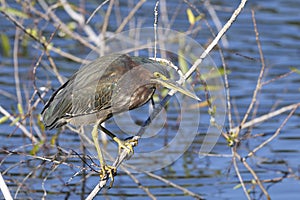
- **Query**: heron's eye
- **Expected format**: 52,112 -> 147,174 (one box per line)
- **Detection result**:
153,72 -> 168,80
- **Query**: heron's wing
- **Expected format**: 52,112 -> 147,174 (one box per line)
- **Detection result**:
41,54 -> 132,129
41,80 -> 115,129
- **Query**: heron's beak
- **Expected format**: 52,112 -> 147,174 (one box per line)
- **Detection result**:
154,78 -> 200,101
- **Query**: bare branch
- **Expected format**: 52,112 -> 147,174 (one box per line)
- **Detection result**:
115,0 -> 146,34
0,173 -> 13,200
232,149 -> 251,200
0,106 -> 38,144
121,167 -> 156,200
235,9 -> 266,137
247,103 -> 298,157
86,0 -> 110,24
60,0 -> 100,44
184,0 -> 248,82
204,0 -> 229,48
37,0 -> 99,52
236,152 -> 270,200
230,103 -> 300,133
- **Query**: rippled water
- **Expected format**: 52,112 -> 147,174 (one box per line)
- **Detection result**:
1,0 -> 300,199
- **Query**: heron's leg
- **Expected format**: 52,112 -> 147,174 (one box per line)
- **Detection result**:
92,121 -> 116,187
99,125 -> 138,154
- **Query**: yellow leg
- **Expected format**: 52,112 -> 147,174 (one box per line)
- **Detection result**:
92,121 -> 116,187
113,136 -> 138,155
99,126 -> 138,154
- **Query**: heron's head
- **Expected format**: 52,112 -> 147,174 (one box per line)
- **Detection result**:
143,61 -> 200,101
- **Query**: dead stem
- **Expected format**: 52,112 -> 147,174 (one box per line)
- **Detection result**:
121,167 -> 156,200
0,106 -> 38,143
0,172 -> 13,200
247,104 -> 298,158
232,148 -> 251,200
37,0 -> 99,52
234,9 -> 266,138
230,103 -> 300,133
13,26 -> 23,109
86,0 -> 110,24
116,0 -> 147,34
236,152 -> 270,200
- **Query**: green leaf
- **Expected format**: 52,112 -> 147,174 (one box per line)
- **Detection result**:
196,85 -> 222,91
186,8 -> 203,25
50,133 -> 58,146
26,28 -> 38,38
0,33 -> 11,57
178,52 -> 189,74
195,15 -> 203,21
178,36 -> 189,74
290,67 -> 300,74
0,7 -> 29,18
37,114 -> 45,133
30,140 -> 45,155
9,116 -> 20,126
30,143 -> 40,155
17,103 -> 23,115
201,68 -> 230,80
0,116 -> 9,124
233,183 -> 242,190
186,8 -> 195,25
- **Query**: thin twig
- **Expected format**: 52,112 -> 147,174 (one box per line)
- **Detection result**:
0,106 -> 38,143
230,102 -> 300,133
86,0 -> 110,24
158,0 -> 169,28
1,8 -> 88,65
99,0 -> 115,56
121,167 -> 156,200
42,150 -> 73,199
262,70 -> 295,86
232,149 -> 251,200
235,9 -> 265,137
15,163 -> 39,199
37,0 -> 99,52
247,104 -> 298,158
236,153 -> 270,200
115,0 -> 146,34
60,0 -> 99,44
184,0 -> 233,130
33,25 -> 61,106
0,148 -> 80,170
13,25 -> 23,109
184,0 -> 248,82
203,0 -> 229,48
140,169 -> 204,199
84,125 -> 202,199
51,46 -> 90,64
0,172 -> 13,200
219,48 -> 233,130
153,1 -> 159,60
101,0 -> 114,36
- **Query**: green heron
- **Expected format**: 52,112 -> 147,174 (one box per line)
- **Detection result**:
41,54 -> 199,185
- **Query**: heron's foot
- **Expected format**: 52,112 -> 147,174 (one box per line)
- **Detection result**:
113,137 -> 138,155
99,164 -> 117,188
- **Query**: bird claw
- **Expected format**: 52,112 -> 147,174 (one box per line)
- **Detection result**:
114,137 -> 138,155
99,165 -> 117,188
